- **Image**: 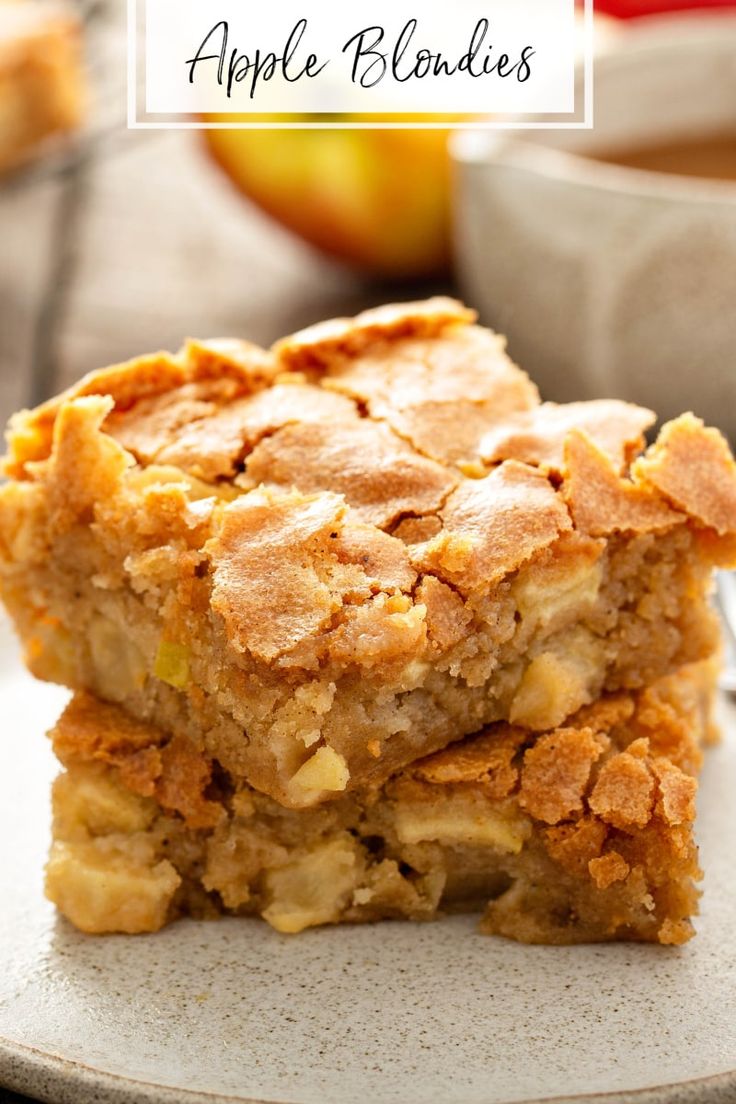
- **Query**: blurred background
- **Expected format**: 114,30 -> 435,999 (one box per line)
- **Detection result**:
1,0 -> 735,438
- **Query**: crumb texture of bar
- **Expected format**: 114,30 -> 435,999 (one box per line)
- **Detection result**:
0,1 -> 85,174
45,662 -> 713,943
1,298 -> 735,807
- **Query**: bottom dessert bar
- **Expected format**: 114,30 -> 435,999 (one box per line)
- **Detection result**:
46,662 -> 716,945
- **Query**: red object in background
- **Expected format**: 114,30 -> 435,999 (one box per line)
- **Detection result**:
596,0 -> 736,17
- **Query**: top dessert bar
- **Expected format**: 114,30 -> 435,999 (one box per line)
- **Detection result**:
1,298 -> 735,807
0,1 -> 84,175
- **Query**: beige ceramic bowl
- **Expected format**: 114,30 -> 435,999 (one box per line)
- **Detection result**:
453,16 -> 736,440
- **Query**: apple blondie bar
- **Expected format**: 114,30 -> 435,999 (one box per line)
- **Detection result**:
46,661 -> 715,943
1,299 -> 735,807
0,0 -> 84,175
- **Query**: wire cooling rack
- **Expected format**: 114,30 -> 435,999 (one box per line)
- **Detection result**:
0,0 -> 160,409
2,0 -> 140,192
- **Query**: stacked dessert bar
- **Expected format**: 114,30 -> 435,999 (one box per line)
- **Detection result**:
1,299 -> 734,943
0,0 -> 84,175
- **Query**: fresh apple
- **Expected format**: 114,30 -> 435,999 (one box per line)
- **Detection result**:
201,12 -> 622,278
203,124 -> 452,278
595,0 -> 735,16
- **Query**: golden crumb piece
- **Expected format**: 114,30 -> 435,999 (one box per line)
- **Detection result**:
519,728 -> 607,825
588,851 -> 630,890
589,750 -> 655,830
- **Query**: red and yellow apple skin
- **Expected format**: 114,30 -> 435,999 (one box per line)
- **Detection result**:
203,125 -> 453,279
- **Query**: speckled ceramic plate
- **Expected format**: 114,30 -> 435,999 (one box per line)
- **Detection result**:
1,614 -> 735,1104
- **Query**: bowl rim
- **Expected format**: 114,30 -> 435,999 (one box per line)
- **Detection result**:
451,10 -> 736,206
451,133 -> 736,206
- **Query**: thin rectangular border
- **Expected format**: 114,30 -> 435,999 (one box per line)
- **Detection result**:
127,0 -> 593,129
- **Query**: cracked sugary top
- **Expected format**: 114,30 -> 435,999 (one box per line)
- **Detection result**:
6,297 -> 736,667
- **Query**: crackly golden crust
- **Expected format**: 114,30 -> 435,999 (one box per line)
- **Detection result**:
6,300 -> 736,552
306,311 -> 541,464
562,430 -> 683,537
2,298 -> 736,808
634,413 -> 736,536
412,461 -> 573,590
240,416 -> 458,528
0,1 -> 84,175
479,400 -> 656,475
271,297 -> 479,370
205,489 -> 418,664
4,340 -> 276,479
47,661 -> 714,942
153,384 -> 355,484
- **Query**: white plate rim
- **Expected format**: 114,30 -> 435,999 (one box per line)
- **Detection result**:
2,614 -> 736,1104
2,1038 -> 735,1104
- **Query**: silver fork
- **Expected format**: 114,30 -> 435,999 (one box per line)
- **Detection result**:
716,571 -> 736,696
